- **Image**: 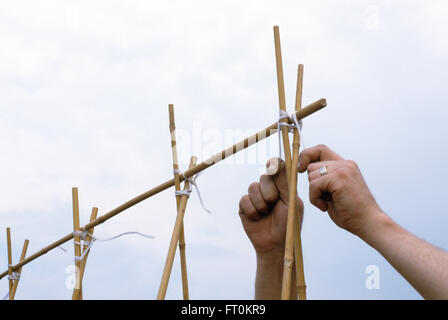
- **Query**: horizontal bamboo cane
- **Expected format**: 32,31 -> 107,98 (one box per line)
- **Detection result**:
0,98 -> 327,279
10,239 -> 29,300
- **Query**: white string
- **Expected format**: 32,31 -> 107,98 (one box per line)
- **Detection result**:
277,110 -> 305,165
73,229 -> 155,263
2,269 -> 20,300
173,170 -> 212,214
8,272 -> 20,281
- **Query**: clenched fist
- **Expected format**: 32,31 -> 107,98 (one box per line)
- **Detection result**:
239,158 -> 303,256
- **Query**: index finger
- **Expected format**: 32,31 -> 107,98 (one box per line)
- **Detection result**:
298,144 -> 344,173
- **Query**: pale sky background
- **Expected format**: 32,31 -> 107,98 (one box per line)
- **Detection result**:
1,0 -> 447,299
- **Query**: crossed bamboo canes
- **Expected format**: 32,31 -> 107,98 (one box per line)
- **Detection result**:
1,98 -> 326,282
165,104 -> 190,299
273,26 -> 307,300
157,155 -> 197,299
5,228 -> 29,300
71,187 -> 98,300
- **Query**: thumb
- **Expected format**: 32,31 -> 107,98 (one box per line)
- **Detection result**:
266,157 -> 289,202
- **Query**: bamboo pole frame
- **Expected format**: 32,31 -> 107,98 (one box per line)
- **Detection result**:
9,239 -> 29,300
72,207 -> 98,300
157,156 -> 197,299
0,98 -> 326,280
169,104 -> 190,300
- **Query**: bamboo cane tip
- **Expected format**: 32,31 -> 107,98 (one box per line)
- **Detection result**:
72,187 -> 78,191
320,98 -> 327,106
274,25 -> 279,29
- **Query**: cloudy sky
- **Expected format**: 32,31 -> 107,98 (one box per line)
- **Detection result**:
1,0 -> 447,299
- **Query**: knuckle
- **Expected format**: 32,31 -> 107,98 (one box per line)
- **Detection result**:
316,144 -> 328,152
336,168 -> 347,179
264,190 -> 277,203
239,195 -> 248,208
346,160 -> 358,169
307,163 -> 316,172
240,194 -> 251,208
338,167 -> 353,179
248,182 -> 259,194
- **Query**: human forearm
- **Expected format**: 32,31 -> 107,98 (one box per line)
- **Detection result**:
359,209 -> 448,299
255,251 -> 297,300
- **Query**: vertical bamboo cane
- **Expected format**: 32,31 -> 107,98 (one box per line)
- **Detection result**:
168,104 -> 190,300
273,25 -> 292,176
291,64 -> 307,300
71,187 -> 82,299
274,25 -> 295,300
72,207 -> 98,300
6,228 -> 13,300
10,239 -> 29,300
157,156 -> 197,300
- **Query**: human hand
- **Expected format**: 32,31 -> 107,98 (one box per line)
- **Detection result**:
298,144 -> 382,237
239,158 -> 303,257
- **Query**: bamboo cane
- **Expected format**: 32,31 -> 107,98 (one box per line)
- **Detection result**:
274,25 -> 298,300
157,156 -> 197,300
0,99 -> 326,279
273,25 -> 293,177
6,228 -> 13,299
169,104 -> 190,300
10,239 -> 29,300
72,207 -> 98,300
290,64 -> 307,300
72,187 -> 82,299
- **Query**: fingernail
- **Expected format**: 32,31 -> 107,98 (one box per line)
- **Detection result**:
266,158 -> 278,175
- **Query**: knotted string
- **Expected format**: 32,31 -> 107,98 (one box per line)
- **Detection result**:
173,169 -> 212,214
8,272 -> 20,281
277,110 -> 306,165
73,230 -> 154,263
2,268 -> 20,300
